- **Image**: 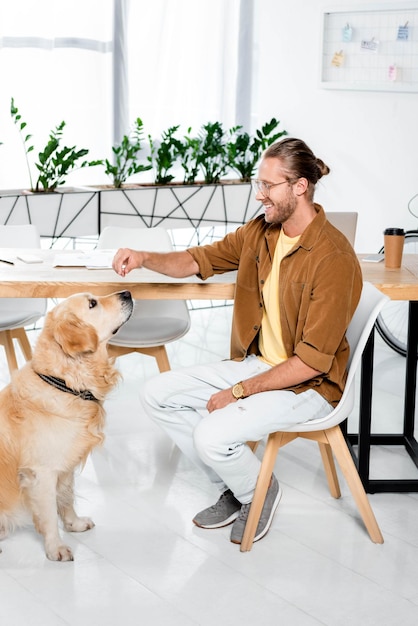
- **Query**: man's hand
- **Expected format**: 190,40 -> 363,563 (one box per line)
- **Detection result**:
112,248 -> 200,278
112,248 -> 146,276
207,388 -> 237,413
206,354 -> 323,414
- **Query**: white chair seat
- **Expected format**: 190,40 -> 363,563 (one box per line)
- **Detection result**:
109,314 -> 190,347
98,226 -> 191,371
0,301 -> 47,330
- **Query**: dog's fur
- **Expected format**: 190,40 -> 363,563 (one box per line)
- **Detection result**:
0,290 -> 133,561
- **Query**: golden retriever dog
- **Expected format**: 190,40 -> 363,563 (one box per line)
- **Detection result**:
0,290 -> 133,561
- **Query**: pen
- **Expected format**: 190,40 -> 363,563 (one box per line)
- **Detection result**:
0,259 -> 14,265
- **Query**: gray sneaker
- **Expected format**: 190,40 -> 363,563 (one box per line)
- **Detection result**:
193,489 -> 241,529
230,474 -> 282,544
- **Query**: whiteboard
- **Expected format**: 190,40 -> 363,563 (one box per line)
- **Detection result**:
321,3 -> 418,92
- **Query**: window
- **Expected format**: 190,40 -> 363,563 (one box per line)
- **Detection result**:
0,0 -> 253,189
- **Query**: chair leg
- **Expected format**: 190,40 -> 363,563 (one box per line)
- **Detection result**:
143,346 -> 171,372
13,328 -> 33,361
240,432 -> 296,552
318,442 -> 341,498
107,344 -> 171,373
326,425 -> 384,544
0,330 -> 19,373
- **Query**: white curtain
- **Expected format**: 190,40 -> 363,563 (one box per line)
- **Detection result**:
0,0 -> 113,189
0,0 -> 254,189
126,0 -> 247,137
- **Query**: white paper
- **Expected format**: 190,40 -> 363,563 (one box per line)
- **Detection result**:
52,250 -> 116,269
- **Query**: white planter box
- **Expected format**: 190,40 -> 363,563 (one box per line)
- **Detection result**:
97,182 -> 261,232
0,183 -> 261,243
0,188 -> 99,238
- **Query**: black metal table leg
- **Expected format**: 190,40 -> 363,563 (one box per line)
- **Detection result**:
347,301 -> 418,493
346,327 -> 374,491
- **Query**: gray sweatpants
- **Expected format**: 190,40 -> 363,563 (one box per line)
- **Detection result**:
140,355 -> 333,504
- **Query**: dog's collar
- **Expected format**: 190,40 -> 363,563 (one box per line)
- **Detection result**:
36,373 -> 100,403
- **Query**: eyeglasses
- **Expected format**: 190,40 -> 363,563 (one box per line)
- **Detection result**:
251,179 -> 289,197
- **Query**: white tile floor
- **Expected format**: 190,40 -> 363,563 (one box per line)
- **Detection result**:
1,303 -> 418,626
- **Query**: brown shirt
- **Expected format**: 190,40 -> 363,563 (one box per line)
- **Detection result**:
187,205 -> 362,406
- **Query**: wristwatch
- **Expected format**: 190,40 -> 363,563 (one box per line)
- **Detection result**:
232,381 -> 246,400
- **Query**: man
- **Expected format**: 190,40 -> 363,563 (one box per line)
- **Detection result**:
112,137 -> 362,544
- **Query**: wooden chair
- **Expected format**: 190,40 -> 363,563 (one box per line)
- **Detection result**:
97,226 -> 191,372
240,282 -> 389,552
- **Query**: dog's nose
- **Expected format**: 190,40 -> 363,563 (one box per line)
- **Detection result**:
118,290 -> 132,303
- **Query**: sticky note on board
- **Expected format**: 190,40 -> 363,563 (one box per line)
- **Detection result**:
388,64 -> 397,81
361,38 -> 379,52
397,23 -> 409,41
388,64 -> 401,81
342,24 -> 353,42
331,50 -> 344,67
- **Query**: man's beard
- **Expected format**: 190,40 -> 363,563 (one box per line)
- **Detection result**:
264,190 -> 297,225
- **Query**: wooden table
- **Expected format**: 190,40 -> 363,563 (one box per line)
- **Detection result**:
1,249 -> 417,492
0,249 -> 236,300
359,253 -> 418,300
1,249 -> 415,301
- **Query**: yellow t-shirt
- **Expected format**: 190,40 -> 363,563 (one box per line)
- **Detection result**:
258,230 -> 300,366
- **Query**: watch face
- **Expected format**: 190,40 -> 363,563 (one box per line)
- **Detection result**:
233,382 -> 244,399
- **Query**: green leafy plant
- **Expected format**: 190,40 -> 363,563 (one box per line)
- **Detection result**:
104,118 -> 151,187
195,121 -> 229,184
10,98 -> 35,190
148,125 -> 182,185
226,117 -> 287,182
176,127 -> 200,184
10,97 -> 101,192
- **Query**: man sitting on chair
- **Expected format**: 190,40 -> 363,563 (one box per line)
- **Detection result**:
112,137 -> 362,544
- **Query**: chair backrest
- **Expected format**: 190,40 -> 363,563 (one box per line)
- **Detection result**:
325,212 -> 358,247
292,281 -> 389,432
0,224 -> 42,248
0,224 -> 47,328
98,226 -> 174,253
345,282 -> 389,375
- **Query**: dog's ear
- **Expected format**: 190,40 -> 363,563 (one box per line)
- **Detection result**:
53,311 -> 99,356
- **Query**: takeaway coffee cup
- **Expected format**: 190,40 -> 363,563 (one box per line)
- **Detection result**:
383,227 -> 405,268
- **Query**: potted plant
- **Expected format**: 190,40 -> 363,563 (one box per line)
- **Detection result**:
176,127 -> 200,184
103,117 -> 151,188
195,121 -> 229,184
1,105 -> 288,241
144,121 -> 230,186
0,99 -> 101,239
226,117 -> 287,182
10,98 -> 101,193
98,123 -> 188,232
147,125 -> 182,185
98,117 -> 288,235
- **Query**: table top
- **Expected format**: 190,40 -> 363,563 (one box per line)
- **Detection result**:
0,248 -> 236,300
359,253 -> 418,300
0,249 -> 417,301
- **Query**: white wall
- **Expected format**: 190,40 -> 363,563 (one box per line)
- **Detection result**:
253,0 -> 418,252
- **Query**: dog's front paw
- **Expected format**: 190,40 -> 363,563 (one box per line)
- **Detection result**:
64,516 -> 95,532
46,544 -> 74,562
